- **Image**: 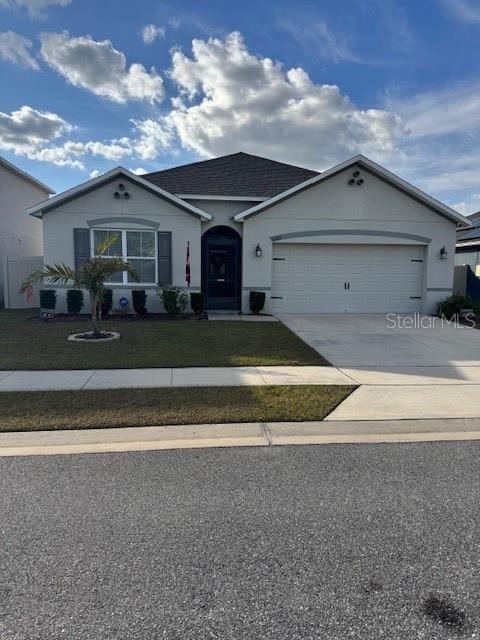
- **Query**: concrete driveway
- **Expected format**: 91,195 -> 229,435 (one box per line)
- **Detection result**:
279,314 -> 480,420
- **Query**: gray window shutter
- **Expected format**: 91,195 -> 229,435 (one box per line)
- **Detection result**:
74,228 -> 91,272
157,231 -> 172,286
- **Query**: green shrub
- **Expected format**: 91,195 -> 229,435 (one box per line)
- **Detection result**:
66,289 -> 84,315
101,288 -> 113,318
159,287 -> 187,315
132,289 -> 148,316
190,292 -> 205,315
249,291 -> 266,314
438,294 -> 478,320
39,289 -> 57,310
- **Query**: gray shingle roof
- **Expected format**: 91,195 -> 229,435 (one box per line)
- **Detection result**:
457,211 -> 480,242
141,152 -> 319,198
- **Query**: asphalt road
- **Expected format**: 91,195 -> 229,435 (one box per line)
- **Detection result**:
1,442 -> 480,639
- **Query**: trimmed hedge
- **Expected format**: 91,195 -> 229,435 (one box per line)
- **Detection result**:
249,291 -> 266,314
132,289 -> 147,316
67,289 -> 84,315
40,289 -> 57,310
101,289 -> 113,318
190,292 -> 205,315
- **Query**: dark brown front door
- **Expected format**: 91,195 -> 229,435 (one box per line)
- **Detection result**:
202,226 -> 242,310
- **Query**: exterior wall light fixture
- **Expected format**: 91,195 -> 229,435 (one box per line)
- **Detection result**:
255,243 -> 262,258
440,246 -> 448,260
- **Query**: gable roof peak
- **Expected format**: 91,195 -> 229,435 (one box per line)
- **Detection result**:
26,165 -> 211,220
233,154 -> 470,227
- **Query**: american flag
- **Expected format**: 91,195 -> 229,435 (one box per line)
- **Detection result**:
185,241 -> 191,287
25,285 -> 34,305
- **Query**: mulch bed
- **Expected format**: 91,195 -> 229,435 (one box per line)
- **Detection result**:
28,313 -> 204,323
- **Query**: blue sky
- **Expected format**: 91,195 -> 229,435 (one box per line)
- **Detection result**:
1,0 -> 480,213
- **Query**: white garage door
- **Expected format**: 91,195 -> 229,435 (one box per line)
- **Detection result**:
271,243 -> 425,313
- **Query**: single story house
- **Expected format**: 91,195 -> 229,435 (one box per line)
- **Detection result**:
456,212 -> 480,275
0,156 -> 54,305
28,152 -> 469,315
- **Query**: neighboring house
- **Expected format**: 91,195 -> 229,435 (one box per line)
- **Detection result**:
27,152 -> 469,315
456,211 -> 480,275
0,156 -> 54,305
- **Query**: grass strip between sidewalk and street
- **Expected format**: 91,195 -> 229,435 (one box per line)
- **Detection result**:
0,385 -> 355,432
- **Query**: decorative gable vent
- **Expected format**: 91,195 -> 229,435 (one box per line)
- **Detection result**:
348,170 -> 364,186
114,183 -> 130,199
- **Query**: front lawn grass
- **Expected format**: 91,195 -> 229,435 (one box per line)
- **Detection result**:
0,385 -> 354,431
0,309 -> 327,370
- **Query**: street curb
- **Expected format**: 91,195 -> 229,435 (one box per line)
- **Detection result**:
1,418 -> 480,457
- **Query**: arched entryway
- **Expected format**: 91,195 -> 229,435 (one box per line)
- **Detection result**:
202,226 -> 242,310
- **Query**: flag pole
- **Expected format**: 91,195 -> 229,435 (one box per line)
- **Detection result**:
185,241 -> 191,287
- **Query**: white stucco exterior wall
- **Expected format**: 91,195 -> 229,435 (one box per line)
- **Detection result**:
240,165 -> 457,315
42,177 -> 202,313
185,198 -> 255,235
0,162 -> 47,304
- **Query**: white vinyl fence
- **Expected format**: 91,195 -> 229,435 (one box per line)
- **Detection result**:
3,255 -> 43,309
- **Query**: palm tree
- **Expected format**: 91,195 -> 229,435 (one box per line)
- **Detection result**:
21,235 -> 138,336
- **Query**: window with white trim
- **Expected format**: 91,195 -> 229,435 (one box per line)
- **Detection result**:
92,229 -> 157,285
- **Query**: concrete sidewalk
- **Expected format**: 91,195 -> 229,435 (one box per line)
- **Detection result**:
2,418 -> 480,457
0,366 -> 353,391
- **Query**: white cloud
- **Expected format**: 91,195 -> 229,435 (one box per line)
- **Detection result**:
29,143 -> 84,168
130,118 -> 173,160
29,137 -> 133,168
39,31 -> 164,103
454,192 -> 480,214
90,169 -> 101,178
386,81 -> 480,139
0,31 -> 39,69
83,139 -> 133,161
440,0 -> 480,23
0,104 -> 136,169
0,105 -> 71,155
142,32 -> 404,169
0,0 -> 72,18
129,167 -> 147,175
141,24 -> 165,45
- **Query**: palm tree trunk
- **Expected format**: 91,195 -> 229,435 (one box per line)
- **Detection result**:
90,293 -> 101,337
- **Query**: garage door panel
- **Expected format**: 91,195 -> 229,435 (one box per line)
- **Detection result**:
271,243 -> 425,314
